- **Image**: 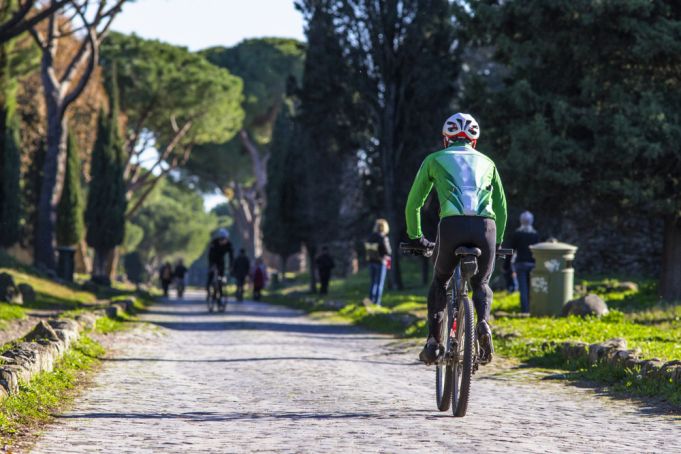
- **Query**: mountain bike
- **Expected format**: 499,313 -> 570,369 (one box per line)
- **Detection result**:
207,268 -> 227,313
401,241 -> 513,417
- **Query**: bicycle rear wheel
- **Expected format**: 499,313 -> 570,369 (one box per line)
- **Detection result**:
452,295 -> 474,417
435,304 -> 453,411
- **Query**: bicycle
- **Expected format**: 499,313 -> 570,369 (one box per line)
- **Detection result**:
401,241 -> 513,417
207,268 -> 227,313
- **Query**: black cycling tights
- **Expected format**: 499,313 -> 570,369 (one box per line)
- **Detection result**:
427,216 -> 496,343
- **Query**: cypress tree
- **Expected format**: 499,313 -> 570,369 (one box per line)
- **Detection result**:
85,66 -> 127,278
0,33 -> 22,248
56,132 -> 84,247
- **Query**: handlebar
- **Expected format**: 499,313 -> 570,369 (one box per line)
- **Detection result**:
399,242 -> 434,258
496,248 -> 514,258
400,243 -> 513,260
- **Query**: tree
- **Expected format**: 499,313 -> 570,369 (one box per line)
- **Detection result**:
56,131 -> 83,246
287,1 -> 368,290
0,0 -> 71,43
298,0 -> 460,289
262,99 -> 302,272
130,181 -> 217,270
29,0 -> 127,269
462,0 -> 681,300
0,25 -> 21,247
99,32 -> 244,218
187,38 -> 305,258
85,69 -> 126,282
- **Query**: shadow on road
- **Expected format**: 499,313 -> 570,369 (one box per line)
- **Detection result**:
101,355 -> 417,367
56,410 -> 419,422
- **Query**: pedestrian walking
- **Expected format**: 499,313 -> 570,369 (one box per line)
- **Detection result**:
510,211 -> 540,313
315,246 -> 335,295
159,262 -> 173,297
233,249 -> 250,301
364,218 -> 391,306
252,257 -> 268,301
174,259 -> 188,298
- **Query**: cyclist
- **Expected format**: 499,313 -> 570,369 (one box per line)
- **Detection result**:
206,228 -> 234,300
404,113 -> 507,365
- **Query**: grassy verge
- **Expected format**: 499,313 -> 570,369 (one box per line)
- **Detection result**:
267,260 -> 681,405
0,335 -> 104,443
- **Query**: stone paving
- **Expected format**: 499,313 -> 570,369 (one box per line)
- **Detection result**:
30,293 -> 680,453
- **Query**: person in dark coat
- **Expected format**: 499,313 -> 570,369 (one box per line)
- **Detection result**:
315,246 -> 335,295
174,259 -> 188,298
159,262 -> 173,297
252,257 -> 268,301
365,219 -> 392,306
510,211 -> 540,313
206,228 -> 234,300
233,249 -> 250,301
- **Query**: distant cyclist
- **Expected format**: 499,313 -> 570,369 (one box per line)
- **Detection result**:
206,228 -> 234,300
404,113 -> 507,365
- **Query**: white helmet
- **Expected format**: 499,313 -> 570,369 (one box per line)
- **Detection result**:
216,228 -> 229,240
442,113 -> 480,141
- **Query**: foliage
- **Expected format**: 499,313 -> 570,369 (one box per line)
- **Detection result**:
201,37 -> 305,138
130,181 -> 217,266
0,267 -> 96,310
262,99 -> 302,260
186,38 -> 305,190
85,69 -> 127,254
56,132 -> 84,247
100,32 -> 244,169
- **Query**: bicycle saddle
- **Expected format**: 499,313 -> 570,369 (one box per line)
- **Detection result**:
455,246 -> 481,257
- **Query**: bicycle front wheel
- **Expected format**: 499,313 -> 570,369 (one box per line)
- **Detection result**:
452,295 -> 474,417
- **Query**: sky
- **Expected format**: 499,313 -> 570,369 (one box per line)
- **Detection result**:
113,0 -> 306,210
112,0 -> 306,51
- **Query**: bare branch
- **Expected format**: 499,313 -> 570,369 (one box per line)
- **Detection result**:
1,0 -> 71,43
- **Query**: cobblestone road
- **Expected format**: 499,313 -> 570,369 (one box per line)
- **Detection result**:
31,293 -> 680,453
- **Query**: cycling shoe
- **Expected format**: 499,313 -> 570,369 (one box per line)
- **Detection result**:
419,338 -> 443,365
476,320 -> 494,365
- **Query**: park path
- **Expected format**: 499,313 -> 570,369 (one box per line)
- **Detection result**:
30,292 -> 680,453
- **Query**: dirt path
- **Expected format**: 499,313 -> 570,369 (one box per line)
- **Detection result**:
29,292 -> 680,453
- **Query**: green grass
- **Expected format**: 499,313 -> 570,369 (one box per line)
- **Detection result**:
0,335 -> 104,440
0,268 -> 97,311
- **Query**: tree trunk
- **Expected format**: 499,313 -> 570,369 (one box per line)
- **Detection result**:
105,247 -> 120,281
229,184 -> 264,259
660,216 -> 681,302
380,82 -> 404,290
34,107 -> 68,269
92,248 -> 108,279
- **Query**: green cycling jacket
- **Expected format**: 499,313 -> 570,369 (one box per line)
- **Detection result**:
405,143 -> 507,244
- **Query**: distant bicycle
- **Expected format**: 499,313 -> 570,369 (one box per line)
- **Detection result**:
207,267 -> 227,313
401,241 -> 513,417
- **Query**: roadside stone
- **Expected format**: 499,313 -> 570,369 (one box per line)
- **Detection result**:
640,359 -> 664,378
25,320 -> 61,343
588,338 -> 627,364
106,305 -> 122,318
616,281 -> 639,292
562,294 -> 608,317
560,341 -> 589,361
608,348 -> 642,368
75,313 -> 98,330
0,272 -> 23,305
660,360 -> 681,381
17,283 -> 36,304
